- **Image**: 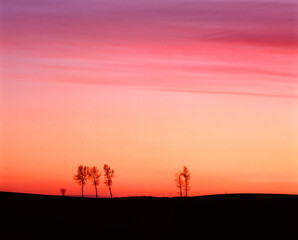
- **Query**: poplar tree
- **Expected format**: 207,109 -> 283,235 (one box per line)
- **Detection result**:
74,165 -> 90,198
175,171 -> 184,197
181,166 -> 191,197
89,166 -> 101,198
103,164 -> 114,198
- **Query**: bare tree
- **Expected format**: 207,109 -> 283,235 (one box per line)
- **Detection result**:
60,188 -> 67,197
174,171 -> 184,197
103,164 -> 114,198
181,166 -> 190,197
74,165 -> 90,198
88,166 -> 101,198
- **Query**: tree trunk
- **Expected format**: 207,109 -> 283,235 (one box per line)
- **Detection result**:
179,184 -> 182,197
81,184 -> 84,198
95,185 -> 98,198
109,186 -> 113,198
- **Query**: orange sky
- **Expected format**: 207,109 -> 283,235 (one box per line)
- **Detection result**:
0,0 -> 297,197
0,80 -> 297,197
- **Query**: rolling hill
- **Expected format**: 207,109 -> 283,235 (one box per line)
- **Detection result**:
1,191 -> 297,235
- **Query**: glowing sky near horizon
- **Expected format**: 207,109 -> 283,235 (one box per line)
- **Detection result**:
0,0 -> 297,197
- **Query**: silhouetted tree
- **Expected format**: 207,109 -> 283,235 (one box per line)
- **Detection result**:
175,171 -> 184,197
60,188 -> 67,197
88,166 -> 101,198
74,165 -> 90,198
181,166 -> 190,197
103,164 -> 114,198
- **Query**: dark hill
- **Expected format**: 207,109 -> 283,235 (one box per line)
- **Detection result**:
1,192 -> 297,235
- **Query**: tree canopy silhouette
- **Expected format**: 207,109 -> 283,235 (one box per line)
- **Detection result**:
88,166 -> 101,198
59,188 -> 67,197
74,165 -> 90,198
103,164 -> 114,198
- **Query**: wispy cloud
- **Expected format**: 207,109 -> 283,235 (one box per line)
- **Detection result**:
1,0 -> 297,98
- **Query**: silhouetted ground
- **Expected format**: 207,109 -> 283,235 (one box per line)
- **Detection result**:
1,191 -> 297,235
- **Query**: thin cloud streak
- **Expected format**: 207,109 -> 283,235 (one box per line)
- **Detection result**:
156,87 -> 298,99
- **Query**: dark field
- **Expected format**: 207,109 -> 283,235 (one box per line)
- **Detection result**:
1,191 -> 297,235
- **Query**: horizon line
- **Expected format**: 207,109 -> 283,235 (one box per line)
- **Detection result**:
1,190 -> 297,198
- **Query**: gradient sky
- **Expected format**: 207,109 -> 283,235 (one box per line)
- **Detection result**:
0,0 -> 297,197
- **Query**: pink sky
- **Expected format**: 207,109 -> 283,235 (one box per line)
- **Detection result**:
0,0 -> 297,197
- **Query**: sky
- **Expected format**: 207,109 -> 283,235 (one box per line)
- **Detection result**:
0,0 -> 297,197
